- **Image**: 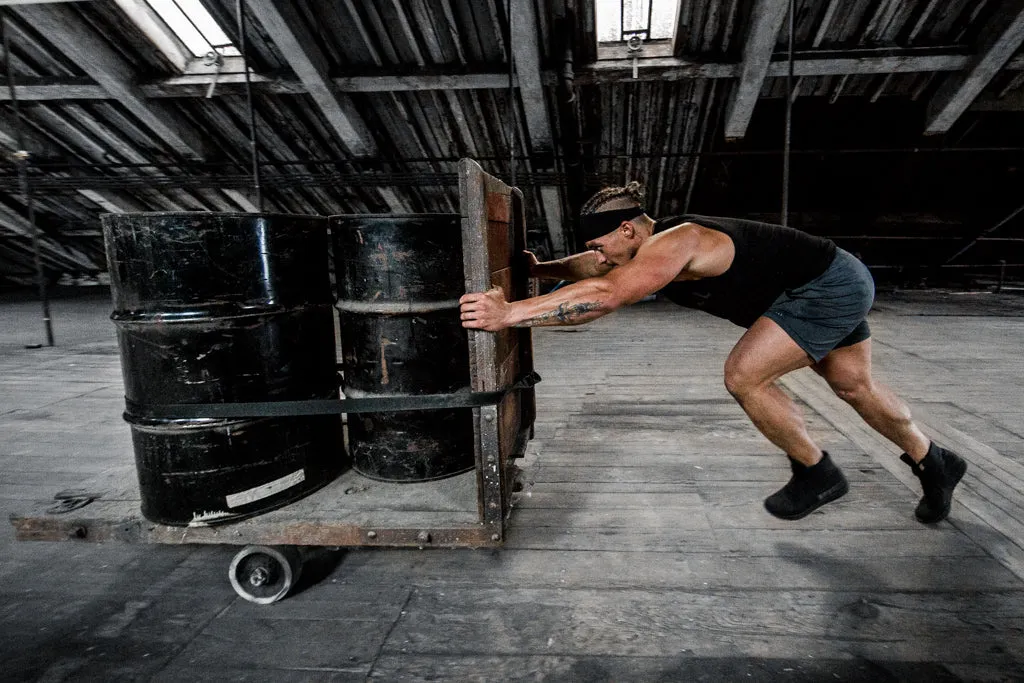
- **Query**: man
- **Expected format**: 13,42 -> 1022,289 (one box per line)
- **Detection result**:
459,182 -> 967,523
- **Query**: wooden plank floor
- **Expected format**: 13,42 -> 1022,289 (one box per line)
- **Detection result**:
2,288 -> 1024,681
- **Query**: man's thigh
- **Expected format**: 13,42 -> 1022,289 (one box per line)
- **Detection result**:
725,316 -> 815,387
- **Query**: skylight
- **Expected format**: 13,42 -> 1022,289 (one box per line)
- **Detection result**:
144,0 -> 239,57
595,0 -> 680,43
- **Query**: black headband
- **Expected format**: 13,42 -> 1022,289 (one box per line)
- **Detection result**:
577,207 -> 645,246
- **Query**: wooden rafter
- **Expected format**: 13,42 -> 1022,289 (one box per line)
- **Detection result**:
246,0 -> 376,157
723,0 -> 790,140
13,2 -> 206,159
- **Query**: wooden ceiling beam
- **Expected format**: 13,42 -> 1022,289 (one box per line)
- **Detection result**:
723,0 -> 790,140
13,2 -> 206,159
924,1 -> 1024,134
246,0 -> 376,157
4,53 -> 1024,102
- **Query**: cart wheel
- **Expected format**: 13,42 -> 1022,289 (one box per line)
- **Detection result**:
228,545 -> 303,604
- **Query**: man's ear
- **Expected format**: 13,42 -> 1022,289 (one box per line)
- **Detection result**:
619,221 -> 636,238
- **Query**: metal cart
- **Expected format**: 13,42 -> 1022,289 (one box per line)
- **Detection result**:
9,160 -> 537,604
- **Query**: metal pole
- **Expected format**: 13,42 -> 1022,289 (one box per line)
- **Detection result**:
555,7 -> 583,253
684,81 -> 716,214
4,17 -> 54,347
507,0 -> 517,186
236,0 -> 262,209
782,0 -> 795,226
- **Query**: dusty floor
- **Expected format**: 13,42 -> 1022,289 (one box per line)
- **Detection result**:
2,287 -> 1024,682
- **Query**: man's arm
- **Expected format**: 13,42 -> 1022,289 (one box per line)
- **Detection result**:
461,229 -> 695,331
528,250 -> 612,281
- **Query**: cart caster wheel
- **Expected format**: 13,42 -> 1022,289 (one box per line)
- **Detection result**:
228,545 -> 302,604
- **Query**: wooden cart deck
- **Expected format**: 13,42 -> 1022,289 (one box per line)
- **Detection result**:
10,432 -> 529,548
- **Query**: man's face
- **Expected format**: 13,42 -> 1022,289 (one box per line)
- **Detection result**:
585,222 -> 636,267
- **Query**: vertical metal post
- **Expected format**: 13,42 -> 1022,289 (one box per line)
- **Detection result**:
236,0 -> 262,209
4,17 -> 54,347
684,81 -> 716,214
998,259 -> 1006,292
781,0 -> 795,227
555,8 -> 583,253
507,0 -> 517,186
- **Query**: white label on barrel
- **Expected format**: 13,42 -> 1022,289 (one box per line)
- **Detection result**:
225,469 -> 306,508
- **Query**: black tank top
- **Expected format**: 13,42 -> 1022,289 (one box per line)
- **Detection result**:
655,214 -> 837,327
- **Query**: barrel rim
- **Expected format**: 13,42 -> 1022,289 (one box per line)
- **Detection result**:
333,298 -> 460,314
111,301 -> 335,322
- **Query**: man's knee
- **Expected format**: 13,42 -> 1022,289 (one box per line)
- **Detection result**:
723,373 -> 743,399
723,360 -> 754,399
828,376 -> 872,404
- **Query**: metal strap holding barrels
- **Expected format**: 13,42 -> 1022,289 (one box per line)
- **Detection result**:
125,370 -> 542,419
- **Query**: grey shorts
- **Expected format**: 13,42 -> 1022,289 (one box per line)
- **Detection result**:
762,249 -> 875,362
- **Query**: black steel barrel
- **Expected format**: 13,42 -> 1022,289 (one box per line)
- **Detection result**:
103,212 -> 345,526
330,214 -> 474,482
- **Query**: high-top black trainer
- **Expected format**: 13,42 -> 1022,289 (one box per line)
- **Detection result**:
764,451 -> 849,520
900,442 -> 967,524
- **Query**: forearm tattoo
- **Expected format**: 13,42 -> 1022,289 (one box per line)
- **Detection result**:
515,301 -> 603,327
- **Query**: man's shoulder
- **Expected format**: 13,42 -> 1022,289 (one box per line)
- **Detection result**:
653,215 -> 707,234
639,222 -> 703,260
653,214 -> 691,233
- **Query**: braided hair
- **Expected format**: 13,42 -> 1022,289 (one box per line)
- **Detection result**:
580,181 -> 645,215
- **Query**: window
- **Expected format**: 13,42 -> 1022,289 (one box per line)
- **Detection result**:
144,0 -> 239,57
595,0 -> 680,43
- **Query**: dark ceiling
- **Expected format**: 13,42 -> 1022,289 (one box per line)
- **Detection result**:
1,0 -> 1023,289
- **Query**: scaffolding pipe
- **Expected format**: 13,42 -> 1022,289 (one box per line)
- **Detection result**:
3,17 -> 54,347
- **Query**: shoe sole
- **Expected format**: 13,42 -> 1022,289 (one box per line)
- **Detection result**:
765,479 -> 850,521
915,457 -> 968,524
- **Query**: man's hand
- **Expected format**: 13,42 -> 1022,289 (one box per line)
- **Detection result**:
522,250 -> 540,277
460,287 -> 513,331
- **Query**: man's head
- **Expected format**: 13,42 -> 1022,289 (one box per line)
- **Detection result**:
577,181 -> 653,266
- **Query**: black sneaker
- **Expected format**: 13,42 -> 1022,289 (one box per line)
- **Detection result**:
900,442 -> 967,524
764,451 -> 849,520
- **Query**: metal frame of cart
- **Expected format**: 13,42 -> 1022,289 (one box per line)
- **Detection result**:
9,159 -> 536,603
